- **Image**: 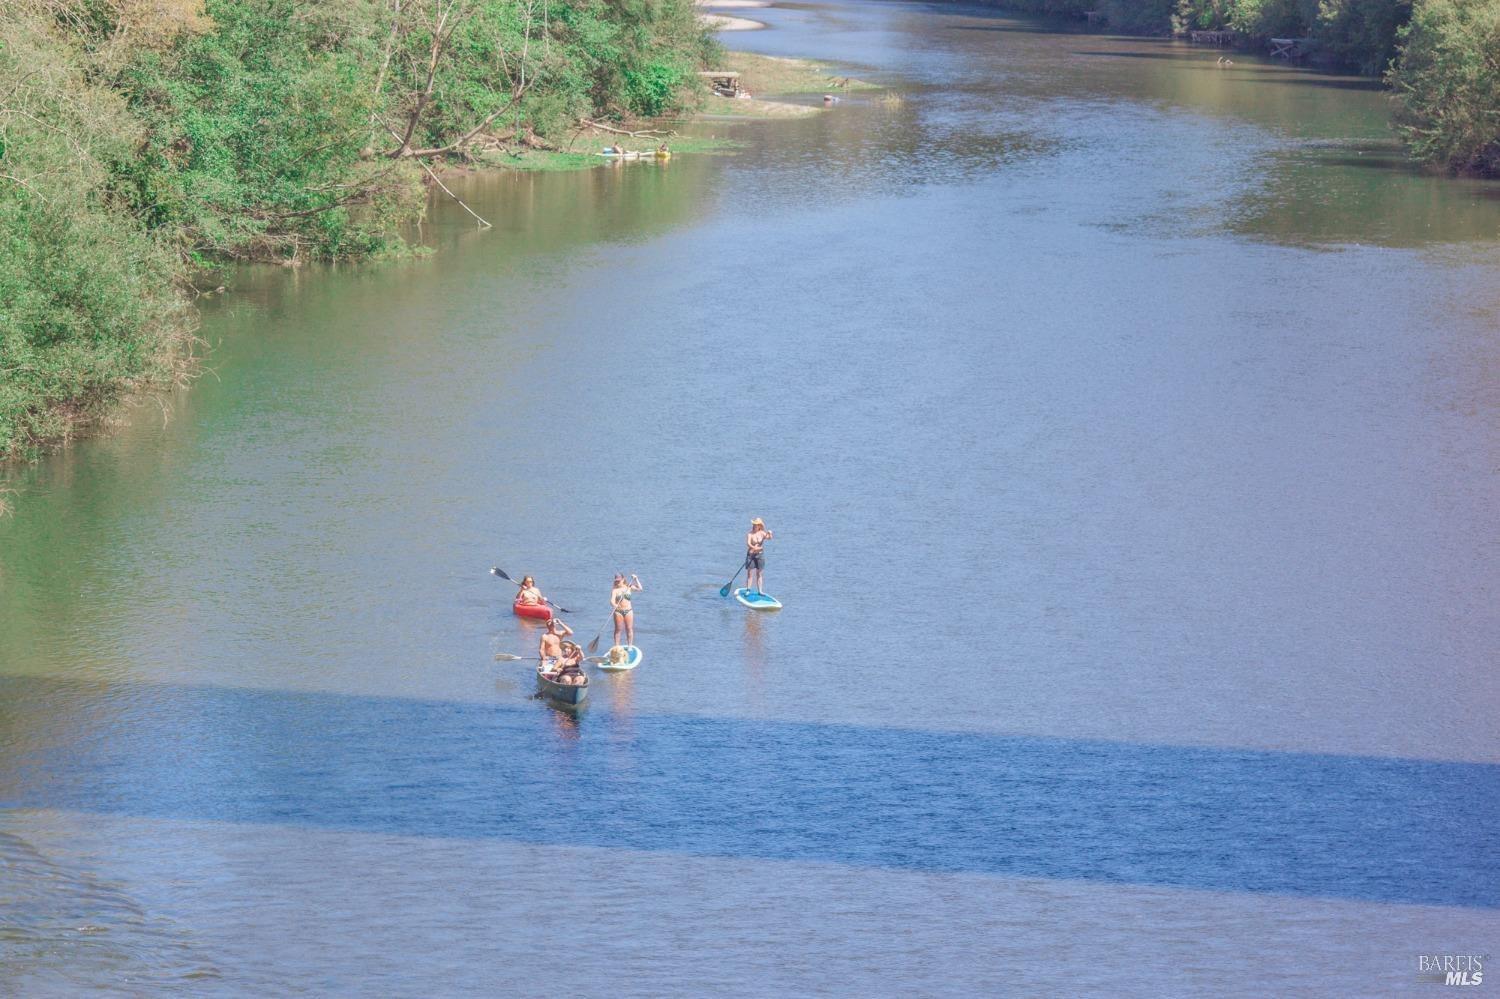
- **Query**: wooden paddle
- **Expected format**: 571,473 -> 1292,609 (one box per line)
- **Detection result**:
490,567 -> 572,614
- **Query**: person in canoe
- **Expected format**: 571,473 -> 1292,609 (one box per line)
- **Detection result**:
610,573 -> 643,648
539,616 -> 573,665
516,575 -> 545,608
550,641 -> 586,685
746,518 -> 773,595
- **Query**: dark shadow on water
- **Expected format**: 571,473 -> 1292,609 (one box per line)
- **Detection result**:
1245,74 -> 1386,93
946,22 -> 1078,34
1069,49 -> 1218,62
1314,153 -> 1422,175
0,676 -> 1494,908
1066,48 -> 1385,94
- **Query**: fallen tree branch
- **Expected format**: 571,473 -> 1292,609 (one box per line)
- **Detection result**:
416,157 -> 491,228
383,125 -> 492,227
579,118 -> 677,138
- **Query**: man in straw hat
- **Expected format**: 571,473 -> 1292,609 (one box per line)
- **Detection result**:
745,517 -> 773,596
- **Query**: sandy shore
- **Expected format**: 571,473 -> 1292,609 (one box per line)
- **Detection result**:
700,12 -> 764,30
697,0 -> 766,30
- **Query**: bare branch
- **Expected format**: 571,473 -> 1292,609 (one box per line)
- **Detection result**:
0,172 -> 49,203
579,119 -> 676,138
415,157 -> 491,227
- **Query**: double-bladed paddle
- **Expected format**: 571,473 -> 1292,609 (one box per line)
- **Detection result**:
490,567 -> 572,614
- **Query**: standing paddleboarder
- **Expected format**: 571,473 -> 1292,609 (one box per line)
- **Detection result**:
611,573 -> 643,649
746,518 -> 773,595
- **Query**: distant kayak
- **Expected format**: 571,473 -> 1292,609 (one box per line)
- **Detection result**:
599,149 -> 643,159
599,645 -> 643,671
734,588 -> 782,610
513,600 -> 552,621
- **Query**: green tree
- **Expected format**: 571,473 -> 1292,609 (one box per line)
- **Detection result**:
0,12 -> 192,458
1389,0 -> 1500,175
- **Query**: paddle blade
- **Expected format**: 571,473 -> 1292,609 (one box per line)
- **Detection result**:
587,635 -> 600,655
719,584 -> 731,597
491,567 -> 512,581
493,653 -> 527,661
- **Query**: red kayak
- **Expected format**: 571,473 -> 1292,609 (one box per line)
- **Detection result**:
513,599 -> 552,621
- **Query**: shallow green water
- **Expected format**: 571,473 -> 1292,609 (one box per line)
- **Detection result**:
2,1 -> 1497,993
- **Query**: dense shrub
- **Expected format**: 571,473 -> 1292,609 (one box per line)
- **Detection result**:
0,15 -> 192,458
1389,0 -> 1500,175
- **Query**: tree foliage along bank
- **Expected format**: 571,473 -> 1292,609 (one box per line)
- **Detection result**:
0,0 -> 718,459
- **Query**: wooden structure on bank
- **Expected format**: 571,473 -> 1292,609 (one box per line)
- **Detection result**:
1269,37 -> 1311,60
699,71 -> 743,98
1084,10 -> 1105,27
1189,29 -> 1235,46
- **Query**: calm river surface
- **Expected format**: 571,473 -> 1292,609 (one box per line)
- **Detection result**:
3,1 -> 1498,994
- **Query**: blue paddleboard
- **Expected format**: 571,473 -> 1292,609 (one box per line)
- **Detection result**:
599,645 -> 643,671
734,588 -> 782,611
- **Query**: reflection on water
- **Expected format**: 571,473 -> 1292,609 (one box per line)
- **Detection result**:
742,611 -> 766,709
547,702 -> 586,739
1,0 -> 1498,991
601,667 -> 637,722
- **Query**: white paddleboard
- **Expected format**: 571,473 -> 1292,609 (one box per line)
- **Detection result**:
599,645 -> 643,671
733,588 -> 782,611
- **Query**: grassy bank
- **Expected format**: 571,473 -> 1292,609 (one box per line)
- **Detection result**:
1,0 -> 721,462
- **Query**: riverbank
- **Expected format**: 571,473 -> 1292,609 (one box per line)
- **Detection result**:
0,2 -> 876,487
698,52 -> 877,118
0,0 -> 720,468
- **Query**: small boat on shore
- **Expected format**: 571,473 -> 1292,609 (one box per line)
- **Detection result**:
537,660 -> 588,705
513,599 -> 552,621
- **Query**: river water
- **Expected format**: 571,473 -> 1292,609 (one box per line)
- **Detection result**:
2,1 -> 1498,994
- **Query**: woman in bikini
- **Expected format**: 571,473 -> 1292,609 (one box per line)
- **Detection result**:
516,576 -> 544,607
610,573 -> 643,648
